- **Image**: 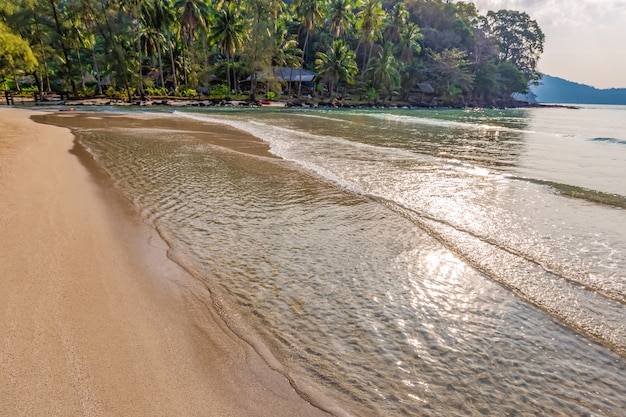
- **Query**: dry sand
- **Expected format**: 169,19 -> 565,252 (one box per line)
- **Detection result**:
0,107 -> 332,417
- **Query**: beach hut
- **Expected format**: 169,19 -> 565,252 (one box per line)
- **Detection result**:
414,82 -> 435,103
243,67 -> 317,96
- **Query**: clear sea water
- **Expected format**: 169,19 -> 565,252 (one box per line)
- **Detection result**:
40,105 -> 626,416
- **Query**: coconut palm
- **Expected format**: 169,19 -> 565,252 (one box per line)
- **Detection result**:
397,22 -> 423,64
328,0 -> 354,40
367,41 -> 400,101
175,0 -> 210,85
382,2 -> 407,43
315,39 -> 358,98
209,4 -> 248,96
292,0 -> 325,96
175,0 -> 210,45
355,0 -> 385,72
271,23 -> 303,97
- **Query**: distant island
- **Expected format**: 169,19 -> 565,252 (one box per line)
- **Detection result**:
524,75 -> 626,105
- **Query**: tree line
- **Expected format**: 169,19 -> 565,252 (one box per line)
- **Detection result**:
0,0 -> 545,105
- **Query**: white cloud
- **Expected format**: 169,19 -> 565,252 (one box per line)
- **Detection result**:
468,0 -> 626,87
471,0 -> 626,27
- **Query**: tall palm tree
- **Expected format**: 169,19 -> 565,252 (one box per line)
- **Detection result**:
328,0 -> 353,40
271,22 -> 303,97
367,41 -> 400,101
176,0 -> 210,45
397,22 -> 423,64
382,2 -> 407,43
139,0 -> 174,88
315,39 -> 357,98
292,0 -> 325,96
175,0 -> 210,85
209,4 -> 248,96
355,0 -> 384,72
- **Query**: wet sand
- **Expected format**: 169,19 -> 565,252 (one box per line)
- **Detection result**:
0,108 -> 331,417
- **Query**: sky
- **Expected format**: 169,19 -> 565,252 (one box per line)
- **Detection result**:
470,0 -> 626,89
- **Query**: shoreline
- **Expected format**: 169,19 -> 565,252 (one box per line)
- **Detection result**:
3,95 -> 580,110
0,107 -> 336,416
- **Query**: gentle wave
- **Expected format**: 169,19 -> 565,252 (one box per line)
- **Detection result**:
379,198 -> 626,356
174,109 -> 626,355
360,112 -> 526,133
513,177 -> 626,209
40,110 -> 626,416
590,137 -> 626,145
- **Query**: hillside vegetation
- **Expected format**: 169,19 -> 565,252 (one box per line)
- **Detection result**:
1,0 -> 544,105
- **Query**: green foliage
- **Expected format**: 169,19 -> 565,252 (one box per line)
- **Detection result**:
14,85 -> 38,97
266,91 -> 276,100
365,87 -> 377,102
146,86 -> 169,96
0,21 -> 37,82
367,41 -> 401,100
177,87 -> 197,97
428,47 -> 473,102
484,9 -> 545,83
210,83 -> 230,98
0,0 -> 546,105
316,39 -> 358,97
106,86 -> 135,98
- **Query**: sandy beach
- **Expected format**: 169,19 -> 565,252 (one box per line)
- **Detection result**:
0,107 -> 332,417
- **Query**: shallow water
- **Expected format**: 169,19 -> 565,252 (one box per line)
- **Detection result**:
38,106 -> 626,416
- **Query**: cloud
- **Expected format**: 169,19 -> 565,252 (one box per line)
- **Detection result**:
469,0 -> 626,87
471,0 -> 626,28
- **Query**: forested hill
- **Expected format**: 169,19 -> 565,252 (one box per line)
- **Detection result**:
1,0 -> 546,105
530,75 -> 626,105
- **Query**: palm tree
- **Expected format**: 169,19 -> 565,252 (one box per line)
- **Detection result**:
315,39 -> 357,98
176,0 -> 210,45
328,0 -> 353,40
397,22 -> 423,64
271,23 -> 303,97
139,0 -> 175,88
175,0 -> 210,85
382,2 -> 407,43
209,4 -> 248,96
367,41 -> 400,101
355,0 -> 385,72
292,0 -> 325,96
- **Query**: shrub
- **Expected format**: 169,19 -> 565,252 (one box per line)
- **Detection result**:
176,87 -> 198,97
209,83 -> 229,99
146,87 -> 169,96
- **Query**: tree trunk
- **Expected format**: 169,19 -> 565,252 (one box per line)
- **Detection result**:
167,32 -> 178,90
226,54 -> 231,98
77,49 -> 86,93
298,31 -> 310,98
157,41 -> 165,88
13,75 -> 21,92
91,46 -> 103,95
49,0 -> 77,97
35,20 -> 51,93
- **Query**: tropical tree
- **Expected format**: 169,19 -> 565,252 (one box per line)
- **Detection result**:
0,20 -> 37,89
366,40 -> 399,101
271,22 -> 303,97
209,3 -> 248,96
382,2 -> 407,43
428,47 -> 474,102
395,22 -> 421,64
355,0 -> 385,72
175,0 -> 211,85
484,9 -> 544,84
292,0 -> 325,96
315,39 -> 357,98
327,0 -> 354,41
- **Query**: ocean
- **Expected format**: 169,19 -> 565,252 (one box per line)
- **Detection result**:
39,105 -> 626,416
